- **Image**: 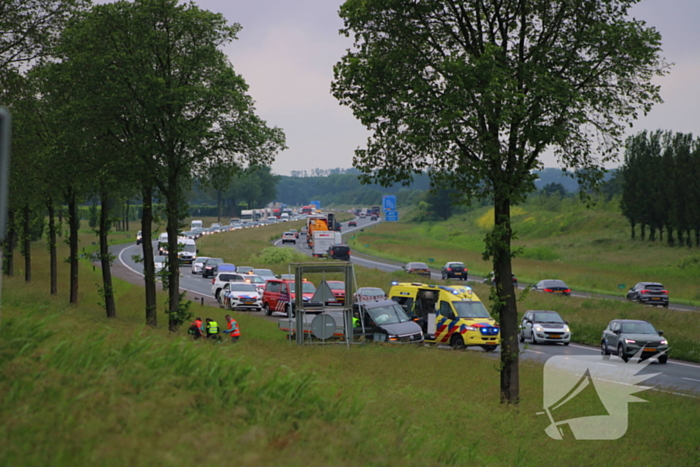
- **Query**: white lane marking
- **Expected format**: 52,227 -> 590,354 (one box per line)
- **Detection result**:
596,363 -> 617,367
682,377 -> 700,383
522,349 -> 544,355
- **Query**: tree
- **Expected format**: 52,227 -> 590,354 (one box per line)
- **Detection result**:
333,0 -> 667,403
56,0 -> 285,329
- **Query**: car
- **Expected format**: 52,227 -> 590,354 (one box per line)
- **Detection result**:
483,272 -> 518,288
328,244 -> 351,261
348,220 -> 357,227
325,280 -> 346,305
300,227 -> 308,236
352,299 -> 424,344
519,310 -> 571,345
153,255 -> 167,274
221,282 -> 262,311
191,256 -> 210,274
136,230 -> 142,245
601,319 -> 668,363
263,278 -> 316,316
202,258 -> 224,278
243,274 -> 267,294
236,266 -> 254,275
252,268 -> 276,281
211,272 -> 249,302
277,273 -> 295,280
370,216 -> 378,221
289,228 -> 299,238
441,261 -> 468,280
216,263 -> 237,275
281,232 -> 296,244
626,282 -> 669,307
403,262 -> 431,276
353,286 -> 387,302
533,279 -> 571,296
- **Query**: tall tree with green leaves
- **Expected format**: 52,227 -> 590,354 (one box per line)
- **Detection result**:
55,0 -> 285,329
332,0 -> 667,403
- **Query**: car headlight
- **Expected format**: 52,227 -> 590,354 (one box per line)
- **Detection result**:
464,326 -> 477,332
660,339 -> 668,345
534,325 -> 544,332
625,338 -> 636,344
563,325 -> 570,333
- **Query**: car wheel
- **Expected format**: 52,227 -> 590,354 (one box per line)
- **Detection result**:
441,273 -> 446,280
563,342 -> 569,346
481,345 -> 498,352
618,344 -> 629,362
519,330 -> 525,343
663,302 -> 669,308
601,340 -> 610,356
530,333 -> 539,345
264,303 -> 272,316
450,333 -> 465,350
658,355 -> 668,364
637,296 -> 643,304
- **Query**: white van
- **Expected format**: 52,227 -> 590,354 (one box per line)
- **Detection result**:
177,237 -> 197,264
191,219 -> 203,230
157,233 -> 168,254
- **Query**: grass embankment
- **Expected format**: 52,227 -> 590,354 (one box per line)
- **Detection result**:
1,220 -> 699,465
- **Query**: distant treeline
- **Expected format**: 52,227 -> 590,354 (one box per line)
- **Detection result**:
620,130 -> 700,246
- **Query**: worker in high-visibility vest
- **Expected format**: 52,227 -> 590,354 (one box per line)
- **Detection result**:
224,314 -> 241,343
205,318 -> 219,340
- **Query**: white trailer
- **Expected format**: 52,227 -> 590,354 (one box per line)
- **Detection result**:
312,231 -> 342,257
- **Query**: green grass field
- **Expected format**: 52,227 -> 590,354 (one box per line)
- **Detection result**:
1,222 -> 699,465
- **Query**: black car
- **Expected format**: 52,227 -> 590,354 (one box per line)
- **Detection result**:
441,261 -> 468,280
328,244 -> 351,261
601,319 -> 668,363
202,257 -> 224,278
626,282 -> 669,307
352,299 -> 423,344
533,279 -> 571,296
370,216 -> 378,221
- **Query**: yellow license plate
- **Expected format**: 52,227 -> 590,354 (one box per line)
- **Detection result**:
651,297 -> 660,300
644,348 -> 657,352
550,334 -> 562,338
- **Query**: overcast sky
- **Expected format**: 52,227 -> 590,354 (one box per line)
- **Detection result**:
192,1 -> 700,175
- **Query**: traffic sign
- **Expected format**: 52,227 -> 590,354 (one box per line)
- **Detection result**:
382,195 -> 396,211
385,211 -> 399,222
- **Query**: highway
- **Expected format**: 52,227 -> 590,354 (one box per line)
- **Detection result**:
112,215 -> 700,397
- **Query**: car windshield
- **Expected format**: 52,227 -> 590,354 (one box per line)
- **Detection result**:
327,281 -> 345,290
453,301 -> 491,319
449,263 -> 464,268
409,263 -> 428,269
196,257 -> 209,263
534,312 -> 564,323
229,283 -> 256,292
181,244 -> 196,253
154,256 -> 166,262
642,284 -> 664,290
368,304 -> 411,324
290,282 -> 316,293
544,280 -> 567,288
621,322 -> 658,334
206,258 -> 223,265
357,288 -> 385,298
245,275 -> 266,284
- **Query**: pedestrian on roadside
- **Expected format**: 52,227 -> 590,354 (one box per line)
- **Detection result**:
223,314 -> 241,343
188,317 -> 204,340
206,318 -> 220,340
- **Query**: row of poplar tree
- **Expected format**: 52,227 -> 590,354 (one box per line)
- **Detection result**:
620,130 -> 700,246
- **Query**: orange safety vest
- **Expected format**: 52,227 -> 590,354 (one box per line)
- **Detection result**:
227,317 -> 240,337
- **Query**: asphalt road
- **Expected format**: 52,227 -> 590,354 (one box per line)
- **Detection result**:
112,217 -> 700,397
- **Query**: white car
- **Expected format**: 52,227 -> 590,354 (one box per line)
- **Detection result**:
211,272 -> 249,301
244,274 -> 267,294
153,255 -> 167,274
191,256 -> 209,274
222,282 -> 262,311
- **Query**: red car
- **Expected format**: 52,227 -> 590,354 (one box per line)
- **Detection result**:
348,220 -> 357,227
325,280 -> 347,305
263,278 -> 316,316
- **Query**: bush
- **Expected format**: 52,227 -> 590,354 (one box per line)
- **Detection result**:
519,246 -> 560,261
251,247 -> 307,264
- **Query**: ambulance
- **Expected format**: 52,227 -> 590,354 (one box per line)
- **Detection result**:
388,282 -> 500,351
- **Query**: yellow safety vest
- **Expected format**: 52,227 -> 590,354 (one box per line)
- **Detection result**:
207,321 -> 219,333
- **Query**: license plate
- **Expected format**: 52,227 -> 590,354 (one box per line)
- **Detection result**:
644,347 -> 657,352
550,334 -> 562,338
454,272 -> 463,275
651,297 -> 660,300
554,290 -> 563,293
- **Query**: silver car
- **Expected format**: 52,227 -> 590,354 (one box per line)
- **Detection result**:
519,310 -> 570,345
191,256 -> 210,274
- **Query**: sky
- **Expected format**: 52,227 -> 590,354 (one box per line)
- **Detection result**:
187,1 -> 700,175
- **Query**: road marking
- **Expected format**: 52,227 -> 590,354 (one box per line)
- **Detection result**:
682,377 -> 700,383
596,363 -> 617,367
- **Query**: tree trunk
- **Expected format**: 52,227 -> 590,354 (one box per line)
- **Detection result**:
658,226 -> 663,242
58,206 -> 63,237
491,189 -> 519,404
2,208 -> 16,276
67,191 -> 79,304
630,220 -> 636,239
649,226 -> 655,242
640,223 -> 646,240
22,203 -> 31,282
125,199 -> 130,232
141,184 -> 157,327
666,227 -> 673,246
686,229 -> 692,248
99,194 -> 116,318
47,198 -> 58,295
167,184 -> 182,332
